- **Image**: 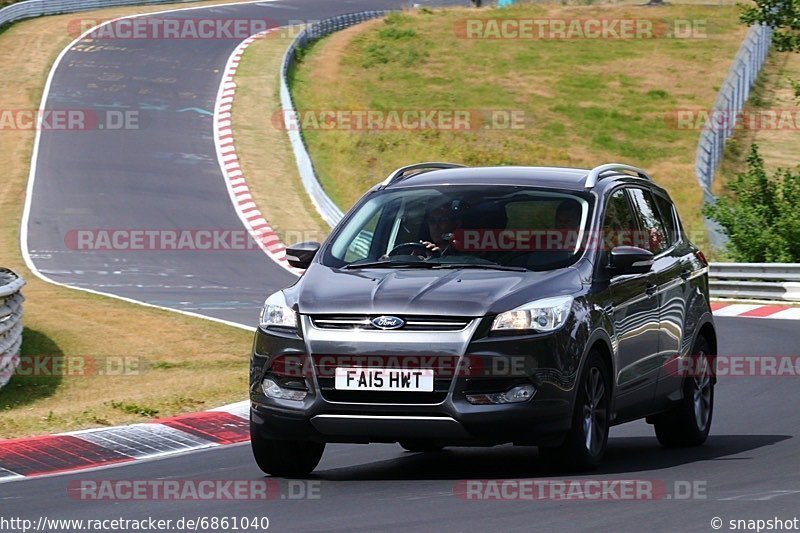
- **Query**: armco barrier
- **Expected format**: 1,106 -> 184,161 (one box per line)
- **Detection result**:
280,11 -> 394,228
0,269 -> 25,390
0,0 -> 206,30
708,263 -> 800,302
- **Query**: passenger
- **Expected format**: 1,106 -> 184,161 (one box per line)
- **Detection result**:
555,200 -> 582,230
550,200 -> 583,254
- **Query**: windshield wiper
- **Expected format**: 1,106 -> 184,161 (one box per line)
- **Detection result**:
342,260 -> 528,272
342,259 -> 437,270
431,263 -> 528,272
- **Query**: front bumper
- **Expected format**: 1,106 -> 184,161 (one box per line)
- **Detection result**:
251,398 -> 571,446
249,315 -> 583,446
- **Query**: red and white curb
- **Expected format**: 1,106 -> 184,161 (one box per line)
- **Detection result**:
712,302 -> 800,320
0,401 -> 250,483
214,30 -> 303,276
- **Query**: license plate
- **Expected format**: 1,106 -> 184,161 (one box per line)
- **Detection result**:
334,367 -> 434,392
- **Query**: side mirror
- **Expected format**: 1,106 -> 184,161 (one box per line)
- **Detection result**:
610,246 -> 653,276
285,241 -> 321,270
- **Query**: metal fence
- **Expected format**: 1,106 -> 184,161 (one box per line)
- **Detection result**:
280,11 -> 394,228
708,263 -> 800,302
0,269 -> 25,390
0,0 -> 206,29
694,24 -> 773,202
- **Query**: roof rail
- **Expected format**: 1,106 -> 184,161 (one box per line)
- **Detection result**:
585,163 -> 652,189
379,162 -> 466,187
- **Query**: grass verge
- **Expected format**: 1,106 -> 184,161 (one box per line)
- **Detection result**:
231,28 -> 329,245
288,4 -> 748,251
0,0 -> 262,439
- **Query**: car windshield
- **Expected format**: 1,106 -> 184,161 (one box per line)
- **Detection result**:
322,185 -> 593,271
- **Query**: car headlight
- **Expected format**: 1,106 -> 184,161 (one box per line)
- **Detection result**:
491,295 -> 573,333
259,291 -> 297,329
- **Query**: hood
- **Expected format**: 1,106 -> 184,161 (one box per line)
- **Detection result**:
287,264 -> 584,317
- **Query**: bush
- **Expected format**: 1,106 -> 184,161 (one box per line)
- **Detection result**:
741,0 -> 800,52
384,12 -> 412,26
378,26 -> 417,40
703,144 -> 800,262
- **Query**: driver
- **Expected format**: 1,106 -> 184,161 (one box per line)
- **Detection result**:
420,200 -> 464,255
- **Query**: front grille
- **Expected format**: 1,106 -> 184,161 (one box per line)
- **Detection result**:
312,354 -> 455,404
309,315 -> 472,332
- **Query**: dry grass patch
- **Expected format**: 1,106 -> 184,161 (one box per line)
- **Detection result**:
717,50 -> 800,192
303,20 -> 383,93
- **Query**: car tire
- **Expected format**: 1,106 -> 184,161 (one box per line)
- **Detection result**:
539,350 -> 610,470
653,335 -> 714,447
251,425 -> 325,477
399,440 -> 444,453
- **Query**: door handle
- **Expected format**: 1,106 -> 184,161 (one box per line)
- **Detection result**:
646,284 -> 657,296
680,270 -> 691,280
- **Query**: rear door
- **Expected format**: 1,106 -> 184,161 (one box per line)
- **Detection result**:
647,191 -> 698,406
628,188 -> 685,371
601,188 -> 661,419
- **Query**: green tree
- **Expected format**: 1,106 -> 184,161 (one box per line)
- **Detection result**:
740,0 -> 800,52
704,145 -> 800,262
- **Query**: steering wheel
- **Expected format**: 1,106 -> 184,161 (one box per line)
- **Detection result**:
387,242 -> 437,259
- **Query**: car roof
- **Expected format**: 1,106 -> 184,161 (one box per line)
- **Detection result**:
383,166 -> 659,194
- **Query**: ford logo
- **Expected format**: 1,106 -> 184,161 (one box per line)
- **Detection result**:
371,316 -> 405,330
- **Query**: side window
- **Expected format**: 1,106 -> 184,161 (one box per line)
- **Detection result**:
343,211 -> 379,262
601,189 -> 638,250
628,188 -> 668,254
653,192 -> 679,247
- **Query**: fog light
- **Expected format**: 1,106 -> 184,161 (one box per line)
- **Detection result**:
261,378 -> 307,401
466,384 -> 536,405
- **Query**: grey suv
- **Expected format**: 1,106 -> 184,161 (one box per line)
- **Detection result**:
250,163 -> 716,475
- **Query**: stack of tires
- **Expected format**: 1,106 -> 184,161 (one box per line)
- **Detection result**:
0,268 -> 25,390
